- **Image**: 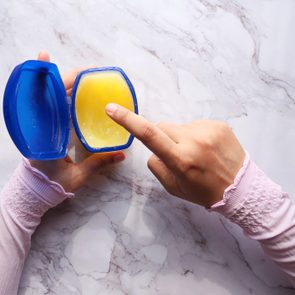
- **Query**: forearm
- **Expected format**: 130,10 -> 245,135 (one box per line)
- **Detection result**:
210,153 -> 295,287
0,159 -> 72,295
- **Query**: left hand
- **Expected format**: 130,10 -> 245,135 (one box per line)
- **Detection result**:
30,52 -> 125,192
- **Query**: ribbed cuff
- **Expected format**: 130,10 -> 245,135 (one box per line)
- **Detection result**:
209,152 -> 256,217
16,158 -> 74,208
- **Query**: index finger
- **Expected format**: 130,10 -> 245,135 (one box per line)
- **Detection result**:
105,103 -> 178,166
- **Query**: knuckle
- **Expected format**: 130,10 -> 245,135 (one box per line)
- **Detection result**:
217,121 -> 230,132
200,138 -> 214,149
174,152 -> 192,174
140,123 -> 157,142
195,121 -> 230,149
178,159 -> 191,174
147,159 -> 152,170
192,135 -> 213,151
215,121 -> 231,141
147,156 -> 155,170
147,154 -> 161,170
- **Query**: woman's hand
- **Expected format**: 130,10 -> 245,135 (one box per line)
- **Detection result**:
29,52 -> 125,192
105,103 -> 245,207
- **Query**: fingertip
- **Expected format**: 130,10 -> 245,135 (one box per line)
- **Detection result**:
112,152 -> 125,163
105,103 -> 119,117
86,151 -> 125,170
37,51 -> 50,62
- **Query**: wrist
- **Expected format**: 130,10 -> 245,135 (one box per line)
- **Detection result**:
21,158 -> 74,207
209,153 -> 286,236
0,159 -> 73,227
209,152 -> 252,214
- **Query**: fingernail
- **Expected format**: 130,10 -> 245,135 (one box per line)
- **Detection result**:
105,103 -> 118,116
113,153 -> 125,163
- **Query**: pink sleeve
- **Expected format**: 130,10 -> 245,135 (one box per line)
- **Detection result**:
210,153 -> 295,287
0,159 -> 73,295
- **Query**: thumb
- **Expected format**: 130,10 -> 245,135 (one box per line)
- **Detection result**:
78,152 -> 125,173
71,152 -> 125,190
37,51 -> 50,62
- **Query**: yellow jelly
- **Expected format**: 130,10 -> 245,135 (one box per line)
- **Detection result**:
74,69 -> 136,151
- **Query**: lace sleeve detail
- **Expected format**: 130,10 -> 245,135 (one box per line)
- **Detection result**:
209,153 -> 295,287
1,159 -> 74,227
0,160 -> 74,295
210,153 -> 285,235
1,175 -> 50,227
225,162 -> 284,234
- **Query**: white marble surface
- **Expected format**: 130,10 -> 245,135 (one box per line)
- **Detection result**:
0,0 -> 295,294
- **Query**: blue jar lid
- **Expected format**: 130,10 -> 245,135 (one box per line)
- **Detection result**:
3,61 -> 138,160
3,60 -> 70,160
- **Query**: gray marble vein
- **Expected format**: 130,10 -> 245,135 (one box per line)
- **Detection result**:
0,0 -> 294,294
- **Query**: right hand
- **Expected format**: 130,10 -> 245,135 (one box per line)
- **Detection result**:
105,103 -> 245,207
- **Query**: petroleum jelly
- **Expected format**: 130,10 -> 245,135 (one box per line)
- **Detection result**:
75,71 -> 134,149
